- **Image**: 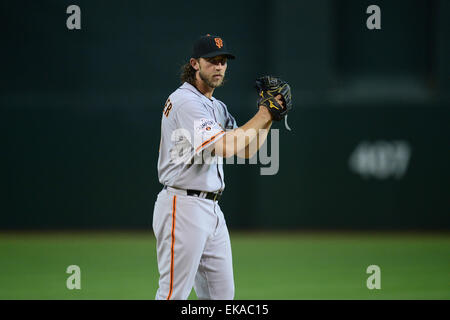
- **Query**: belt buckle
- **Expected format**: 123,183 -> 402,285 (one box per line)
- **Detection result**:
213,191 -> 222,201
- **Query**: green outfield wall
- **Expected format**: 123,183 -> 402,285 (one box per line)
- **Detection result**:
1,0 -> 449,229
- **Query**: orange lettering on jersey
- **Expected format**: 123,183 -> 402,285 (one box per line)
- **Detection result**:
163,99 -> 173,117
214,38 -> 223,48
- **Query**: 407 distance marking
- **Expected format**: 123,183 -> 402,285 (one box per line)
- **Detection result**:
181,304 -> 269,317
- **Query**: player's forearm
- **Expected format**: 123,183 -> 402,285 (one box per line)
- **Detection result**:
242,120 -> 272,159
214,107 -> 272,158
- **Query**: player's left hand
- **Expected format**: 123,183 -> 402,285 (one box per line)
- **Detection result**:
255,76 -> 293,121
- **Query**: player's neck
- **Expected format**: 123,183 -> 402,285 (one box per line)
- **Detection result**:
194,79 -> 214,99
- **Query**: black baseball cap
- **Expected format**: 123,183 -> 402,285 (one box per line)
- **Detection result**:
192,34 -> 236,60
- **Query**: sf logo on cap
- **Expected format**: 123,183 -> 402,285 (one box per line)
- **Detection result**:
214,38 -> 223,48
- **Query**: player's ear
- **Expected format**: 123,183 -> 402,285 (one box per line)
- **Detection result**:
190,58 -> 199,71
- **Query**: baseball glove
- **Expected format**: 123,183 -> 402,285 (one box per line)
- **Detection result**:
255,76 -> 292,121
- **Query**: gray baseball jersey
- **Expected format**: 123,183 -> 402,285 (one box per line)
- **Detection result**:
157,82 -> 238,192
153,81 -> 237,300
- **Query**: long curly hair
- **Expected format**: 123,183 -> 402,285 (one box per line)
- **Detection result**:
180,61 -> 197,85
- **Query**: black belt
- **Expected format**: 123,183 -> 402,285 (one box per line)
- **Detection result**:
187,189 -> 222,201
164,186 -> 222,201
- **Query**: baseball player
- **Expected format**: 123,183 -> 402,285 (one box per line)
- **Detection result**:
152,34 -> 292,300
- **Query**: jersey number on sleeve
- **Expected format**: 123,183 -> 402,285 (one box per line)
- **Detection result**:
163,99 -> 173,117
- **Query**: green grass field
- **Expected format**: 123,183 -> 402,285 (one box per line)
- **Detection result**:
0,231 -> 449,300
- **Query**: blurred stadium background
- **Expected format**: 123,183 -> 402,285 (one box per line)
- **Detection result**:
1,0 -> 449,299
